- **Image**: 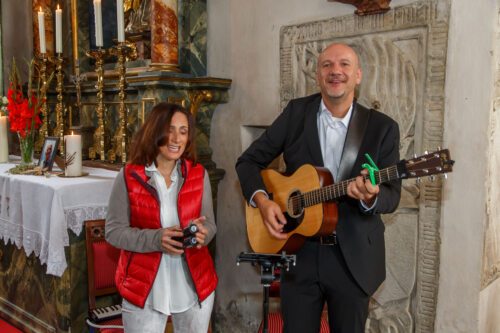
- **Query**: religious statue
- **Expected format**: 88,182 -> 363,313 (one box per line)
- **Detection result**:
124,0 -> 151,33
332,0 -> 391,16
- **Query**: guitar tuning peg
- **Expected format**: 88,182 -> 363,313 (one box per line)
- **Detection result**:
414,153 -> 417,158
416,177 -> 421,184
444,173 -> 448,180
429,175 -> 435,182
437,146 -> 441,151
424,150 -> 428,154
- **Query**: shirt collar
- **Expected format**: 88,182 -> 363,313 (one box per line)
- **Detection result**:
145,160 -> 180,182
319,99 -> 353,129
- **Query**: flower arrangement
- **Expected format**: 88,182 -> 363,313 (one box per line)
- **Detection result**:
7,58 -> 43,165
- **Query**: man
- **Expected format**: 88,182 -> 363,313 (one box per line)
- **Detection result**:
235,43 -> 401,333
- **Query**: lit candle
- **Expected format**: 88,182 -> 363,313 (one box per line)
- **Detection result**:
0,116 -> 8,163
64,132 -> 82,176
55,5 -> 62,54
93,0 -> 103,47
117,0 -> 125,42
38,7 -> 46,54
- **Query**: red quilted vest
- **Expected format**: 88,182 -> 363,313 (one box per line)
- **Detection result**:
114,160 -> 218,308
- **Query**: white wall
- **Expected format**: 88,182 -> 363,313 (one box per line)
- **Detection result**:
209,0 -> 499,332
439,0 -> 497,332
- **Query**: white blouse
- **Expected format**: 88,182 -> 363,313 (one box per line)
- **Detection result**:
144,162 -> 197,315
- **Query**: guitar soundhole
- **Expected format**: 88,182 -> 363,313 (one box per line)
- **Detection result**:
287,190 -> 304,218
282,190 -> 304,233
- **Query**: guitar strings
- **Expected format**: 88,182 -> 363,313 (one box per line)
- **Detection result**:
288,165 -> 400,210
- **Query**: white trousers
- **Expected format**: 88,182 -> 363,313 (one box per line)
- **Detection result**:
122,292 -> 215,333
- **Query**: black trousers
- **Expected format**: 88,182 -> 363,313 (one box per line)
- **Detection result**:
281,240 -> 370,333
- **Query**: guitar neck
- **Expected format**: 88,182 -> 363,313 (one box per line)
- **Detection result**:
302,163 -> 403,208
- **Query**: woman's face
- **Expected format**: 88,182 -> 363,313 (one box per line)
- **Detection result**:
158,111 -> 189,162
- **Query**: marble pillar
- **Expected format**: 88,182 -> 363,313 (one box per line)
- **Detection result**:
151,0 -> 180,71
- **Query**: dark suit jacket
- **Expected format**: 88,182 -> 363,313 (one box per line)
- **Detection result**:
236,93 -> 401,295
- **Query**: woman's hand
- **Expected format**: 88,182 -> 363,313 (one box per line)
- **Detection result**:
191,216 -> 208,248
160,226 -> 185,255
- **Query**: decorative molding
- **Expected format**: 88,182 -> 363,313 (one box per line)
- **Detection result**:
280,1 -> 450,332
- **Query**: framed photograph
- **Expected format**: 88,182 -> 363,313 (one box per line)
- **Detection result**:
38,137 -> 59,171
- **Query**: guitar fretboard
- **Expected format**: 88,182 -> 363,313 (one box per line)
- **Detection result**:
293,165 -> 401,209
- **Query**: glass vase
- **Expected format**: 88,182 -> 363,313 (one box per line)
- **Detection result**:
18,133 -> 34,166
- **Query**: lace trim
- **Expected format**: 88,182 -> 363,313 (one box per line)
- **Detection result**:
0,205 -> 108,277
0,217 -> 52,272
65,205 -> 108,235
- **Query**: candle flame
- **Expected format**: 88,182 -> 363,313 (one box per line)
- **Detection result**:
71,131 -> 74,135
57,4 -> 60,10
39,6 -> 42,12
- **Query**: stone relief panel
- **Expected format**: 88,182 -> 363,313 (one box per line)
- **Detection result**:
280,1 -> 450,332
483,8 -> 500,289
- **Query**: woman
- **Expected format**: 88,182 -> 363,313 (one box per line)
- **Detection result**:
106,103 -> 217,333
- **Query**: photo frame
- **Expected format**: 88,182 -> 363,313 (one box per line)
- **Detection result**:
38,137 -> 59,171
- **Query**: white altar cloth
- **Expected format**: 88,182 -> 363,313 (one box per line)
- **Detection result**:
0,162 -> 118,276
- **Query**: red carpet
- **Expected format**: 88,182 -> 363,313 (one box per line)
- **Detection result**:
0,319 -> 24,333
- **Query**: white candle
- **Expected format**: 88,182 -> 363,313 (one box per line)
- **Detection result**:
38,7 -> 46,54
117,0 -> 125,42
0,116 -> 8,163
93,0 -> 103,47
64,132 -> 82,176
55,5 -> 63,54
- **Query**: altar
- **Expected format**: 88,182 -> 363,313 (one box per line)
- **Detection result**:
0,161 -> 118,333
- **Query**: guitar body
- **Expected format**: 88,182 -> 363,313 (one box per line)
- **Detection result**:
246,164 -> 338,253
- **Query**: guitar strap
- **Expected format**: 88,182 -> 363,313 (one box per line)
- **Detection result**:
336,102 -> 371,182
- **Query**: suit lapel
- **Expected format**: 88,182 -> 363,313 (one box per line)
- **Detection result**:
336,102 -> 370,181
305,95 -> 323,166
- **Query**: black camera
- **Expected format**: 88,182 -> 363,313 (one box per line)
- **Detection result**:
173,223 -> 199,248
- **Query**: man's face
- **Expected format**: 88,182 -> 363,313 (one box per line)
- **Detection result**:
316,44 -> 362,103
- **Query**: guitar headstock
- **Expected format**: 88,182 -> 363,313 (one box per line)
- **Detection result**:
399,149 -> 454,180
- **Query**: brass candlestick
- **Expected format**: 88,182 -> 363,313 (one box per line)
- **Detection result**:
86,48 -> 109,160
70,60 -> 87,127
108,41 -> 138,163
35,54 -> 51,152
53,54 -> 65,157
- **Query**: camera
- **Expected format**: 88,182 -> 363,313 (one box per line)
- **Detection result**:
173,223 -> 199,248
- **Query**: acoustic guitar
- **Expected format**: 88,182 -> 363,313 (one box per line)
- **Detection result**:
246,149 -> 454,254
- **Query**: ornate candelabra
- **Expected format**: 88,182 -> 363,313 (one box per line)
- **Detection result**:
53,54 -> 65,156
86,48 -> 109,160
108,41 -> 138,163
35,54 -> 52,152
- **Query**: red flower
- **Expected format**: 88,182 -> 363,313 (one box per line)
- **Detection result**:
7,85 -> 41,139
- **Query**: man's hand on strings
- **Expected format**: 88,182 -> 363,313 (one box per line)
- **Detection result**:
253,192 -> 288,240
